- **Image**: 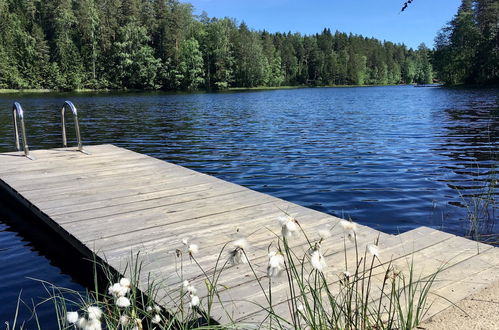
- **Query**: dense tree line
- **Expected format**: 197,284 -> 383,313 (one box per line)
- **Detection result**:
0,0 -> 433,91
434,0 -> 499,85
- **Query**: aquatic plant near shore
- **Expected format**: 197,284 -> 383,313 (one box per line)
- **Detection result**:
367,243 -> 380,258
278,214 -> 299,238
66,311 -> 78,324
309,247 -> 327,272
461,167 -> 497,245
227,238 -> 249,265
340,219 -> 358,242
116,296 -> 131,308
267,251 -> 286,278
10,214 -> 440,330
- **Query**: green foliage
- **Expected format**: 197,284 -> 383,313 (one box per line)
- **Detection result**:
177,37 -> 205,90
434,0 -> 499,85
0,0 -> 436,91
114,22 -> 160,89
203,18 -> 235,89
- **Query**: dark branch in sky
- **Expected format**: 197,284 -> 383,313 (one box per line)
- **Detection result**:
401,0 -> 415,12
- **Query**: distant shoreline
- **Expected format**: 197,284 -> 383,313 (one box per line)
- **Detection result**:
0,84 -> 420,95
5,83 -> 497,95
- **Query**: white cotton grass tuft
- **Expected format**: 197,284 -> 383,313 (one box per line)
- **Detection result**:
132,318 -> 142,330
267,251 -> 285,278
188,243 -> 199,255
87,319 -> 102,330
189,294 -> 200,307
182,280 -> 197,294
77,317 -> 102,330
119,315 -> 130,326
152,314 -> 162,324
116,296 -> 131,308
310,248 -> 327,272
87,306 -> 102,320
108,282 -> 129,298
187,284 -> 197,295
119,278 -> 131,288
278,215 -> 298,238
340,220 -> 358,242
66,311 -> 79,324
340,219 -> 357,232
228,238 -> 249,265
146,306 -> 153,312
367,243 -> 380,258
154,305 -> 161,313
77,317 -> 87,329
233,238 -> 248,250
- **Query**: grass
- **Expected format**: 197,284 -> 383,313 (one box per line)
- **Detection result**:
0,83 -> 414,95
0,89 -> 53,93
5,216 -> 442,330
459,164 -> 497,246
226,83 -> 410,92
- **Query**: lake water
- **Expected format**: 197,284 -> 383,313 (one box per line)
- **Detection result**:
0,85 -> 497,326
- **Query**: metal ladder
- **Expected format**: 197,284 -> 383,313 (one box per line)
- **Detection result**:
12,102 -> 33,160
61,101 -> 88,154
11,100 -> 88,159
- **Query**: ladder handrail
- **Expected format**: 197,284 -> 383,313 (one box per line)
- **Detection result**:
61,100 -> 86,153
12,102 -> 33,160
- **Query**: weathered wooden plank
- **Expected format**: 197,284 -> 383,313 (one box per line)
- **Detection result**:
0,155 -> 160,182
37,177 -> 216,210
3,162 -> 172,192
0,144 -> 119,159
62,189 -> 277,242
44,182 -> 219,216
0,145 -> 132,168
50,180 -> 246,223
423,247 -> 499,319
17,169 -> 203,201
90,200 -> 298,253
22,171 -> 209,204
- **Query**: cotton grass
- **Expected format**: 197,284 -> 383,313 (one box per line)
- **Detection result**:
367,243 -> 380,258
116,296 -> 131,308
188,243 -> 199,255
267,251 -> 285,278
189,294 -> 200,308
310,248 -> 327,272
228,238 -> 249,265
39,212 -> 437,330
278,215 -> 298,238
66,311 -> 79,324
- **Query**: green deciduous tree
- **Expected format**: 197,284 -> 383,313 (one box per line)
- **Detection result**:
177,37 -> 204,90
114,22 -> 160,89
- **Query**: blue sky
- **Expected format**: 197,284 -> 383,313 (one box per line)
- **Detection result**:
186,0 -> 461,49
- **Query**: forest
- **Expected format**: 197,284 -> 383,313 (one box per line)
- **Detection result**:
433,0 -> 499,85
0,0 -> 445,91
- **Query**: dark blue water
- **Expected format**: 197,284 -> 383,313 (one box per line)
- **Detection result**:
0,86 -> 497,326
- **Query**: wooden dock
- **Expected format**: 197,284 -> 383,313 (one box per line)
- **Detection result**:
1,144 -> 498,327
